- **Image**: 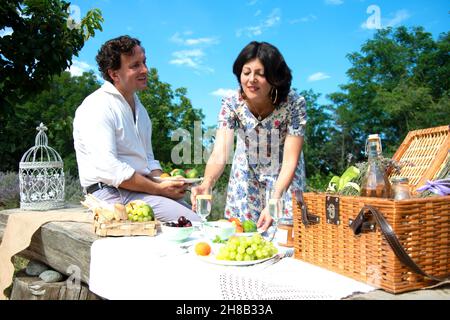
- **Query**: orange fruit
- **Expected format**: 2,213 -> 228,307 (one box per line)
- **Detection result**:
160,173 -> 170,178
228,217 -> 243,233
228,217 -> 241,226
195,242 -> 211,256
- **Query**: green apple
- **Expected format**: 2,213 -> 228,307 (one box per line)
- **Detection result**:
185,168 -> 199,179
170,168 -> 186,177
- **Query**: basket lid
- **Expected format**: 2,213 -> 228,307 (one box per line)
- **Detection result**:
390,125 -> 449,193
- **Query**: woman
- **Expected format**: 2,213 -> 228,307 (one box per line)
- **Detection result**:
191,41 -> 307,231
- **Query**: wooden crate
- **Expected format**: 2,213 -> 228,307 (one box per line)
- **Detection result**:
94,217 -> 160,237
293,125 -> 450,293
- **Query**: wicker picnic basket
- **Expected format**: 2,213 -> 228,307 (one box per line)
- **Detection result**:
293,125 -> 450,293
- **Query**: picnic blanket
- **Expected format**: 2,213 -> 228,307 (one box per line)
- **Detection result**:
89,235 -> 376,300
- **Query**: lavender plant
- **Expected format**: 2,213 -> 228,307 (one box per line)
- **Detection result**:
0,172 -> 20,209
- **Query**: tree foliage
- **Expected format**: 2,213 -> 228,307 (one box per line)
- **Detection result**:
0,68 -> 206,175
328,26 -> 450,167
139,68 -> 205,165
0,0 -> 103,110
0,71 -> 100,172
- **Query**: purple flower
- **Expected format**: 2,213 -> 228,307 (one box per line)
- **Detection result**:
416,179 -> 450,196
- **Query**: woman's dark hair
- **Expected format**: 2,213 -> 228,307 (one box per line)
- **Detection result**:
96,35 -> 142,83
233,41 -> 292,105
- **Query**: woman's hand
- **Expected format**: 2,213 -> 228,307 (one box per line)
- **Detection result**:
157,180 -> 187,200
190,184 -> 211,211
257,206 -> 273,232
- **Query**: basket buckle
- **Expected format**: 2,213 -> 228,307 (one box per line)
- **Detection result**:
326,196 -> 340,225
349,210 -> 377,235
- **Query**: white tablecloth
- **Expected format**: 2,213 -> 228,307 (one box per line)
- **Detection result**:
89,232 -> 375,300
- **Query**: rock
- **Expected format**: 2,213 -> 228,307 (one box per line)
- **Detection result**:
25,260 -> 49,276
39,270 -> 64,283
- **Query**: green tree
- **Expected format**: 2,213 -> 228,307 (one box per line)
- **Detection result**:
328,26 -> 450,161
1,71 -> 100,172
299,89 -> 340,176
0,0 -> 103,109
138,68 -> 205,166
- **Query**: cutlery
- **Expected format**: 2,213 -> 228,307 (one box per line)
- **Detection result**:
261,248 -> 294,269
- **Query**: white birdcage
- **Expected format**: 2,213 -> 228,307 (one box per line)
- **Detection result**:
19,123 -> 65,211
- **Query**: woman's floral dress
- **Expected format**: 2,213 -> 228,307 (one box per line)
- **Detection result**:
217,89 -> 307,222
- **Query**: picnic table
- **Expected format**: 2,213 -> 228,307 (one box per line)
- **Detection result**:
0,206 -> 449,300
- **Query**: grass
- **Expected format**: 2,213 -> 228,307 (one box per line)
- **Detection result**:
4,256 -> 29,299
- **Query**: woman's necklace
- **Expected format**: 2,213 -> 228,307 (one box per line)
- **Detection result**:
248,100 -> 273,122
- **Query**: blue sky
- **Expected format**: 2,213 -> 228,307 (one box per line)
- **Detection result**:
64,0 -> 448,127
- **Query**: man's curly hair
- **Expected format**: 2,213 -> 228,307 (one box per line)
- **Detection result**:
96,35 -> 142,83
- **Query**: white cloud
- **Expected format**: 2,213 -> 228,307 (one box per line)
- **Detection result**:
211,88 -> 235,97
0,27 -> 13,37
247,0 -> 258,5
265,8 -> 281,27
66,60 -> 93,77
290,14 -> 318,24
361,9 -> 411,30
325,0 -> 344,5
169,31 -> 218,74
169,49 -> 214,73
385,9 -> 411,27
308,72 -> 331,82
236,8 -> 282,37
254,10 -> 262,17
170,32 -> 219,46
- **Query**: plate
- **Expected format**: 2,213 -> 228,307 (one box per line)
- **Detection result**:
153,177 -> 203,184
192,243 -> 277,266
234,232 -> 259,237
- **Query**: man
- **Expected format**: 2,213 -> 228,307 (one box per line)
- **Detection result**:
73,35 -> 199,222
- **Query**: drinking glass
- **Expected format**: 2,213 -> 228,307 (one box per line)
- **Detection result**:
196,186 -> 212,234
265,187 -> 285,242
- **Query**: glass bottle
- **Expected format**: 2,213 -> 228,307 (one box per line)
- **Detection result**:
392,177 -> 411,200
360,134 -> 391,198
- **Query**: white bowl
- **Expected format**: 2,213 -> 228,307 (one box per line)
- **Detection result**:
161,223 -> 194,241
203,221 -> 236,241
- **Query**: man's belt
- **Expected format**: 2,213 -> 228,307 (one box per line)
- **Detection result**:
85,182 -> 109,194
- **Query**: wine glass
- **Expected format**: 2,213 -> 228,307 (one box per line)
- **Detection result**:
195,186 -> 212,234
265,187 -> 285,242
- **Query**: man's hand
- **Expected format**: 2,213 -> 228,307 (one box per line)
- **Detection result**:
256,207 -> 273,232
158,180 -> 187,200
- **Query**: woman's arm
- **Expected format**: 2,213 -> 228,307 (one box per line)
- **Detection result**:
257,135 -> 304,231
203,128 -> 235,187
273,135 -> 304,198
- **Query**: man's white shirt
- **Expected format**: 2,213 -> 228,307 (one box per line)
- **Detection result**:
73,81 -> 162,188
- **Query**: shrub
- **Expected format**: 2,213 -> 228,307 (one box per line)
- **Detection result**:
0,172 -> 20,209
64,172 -> 84,205
0,171 -> 84,209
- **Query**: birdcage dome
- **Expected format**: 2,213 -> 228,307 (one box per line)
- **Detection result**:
19,123 -> 65,211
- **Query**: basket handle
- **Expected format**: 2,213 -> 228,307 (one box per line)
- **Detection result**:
350,205 -> 449,283
293,191 -> 320,226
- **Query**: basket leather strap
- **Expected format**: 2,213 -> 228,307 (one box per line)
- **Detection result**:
294,191 -> 320,226
351,205 -> 449,283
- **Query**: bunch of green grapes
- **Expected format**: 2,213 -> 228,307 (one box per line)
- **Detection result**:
216,234 -> 278,261
126,202 -> 154,222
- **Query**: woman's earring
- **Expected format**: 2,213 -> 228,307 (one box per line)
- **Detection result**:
271,87 -> 278,105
